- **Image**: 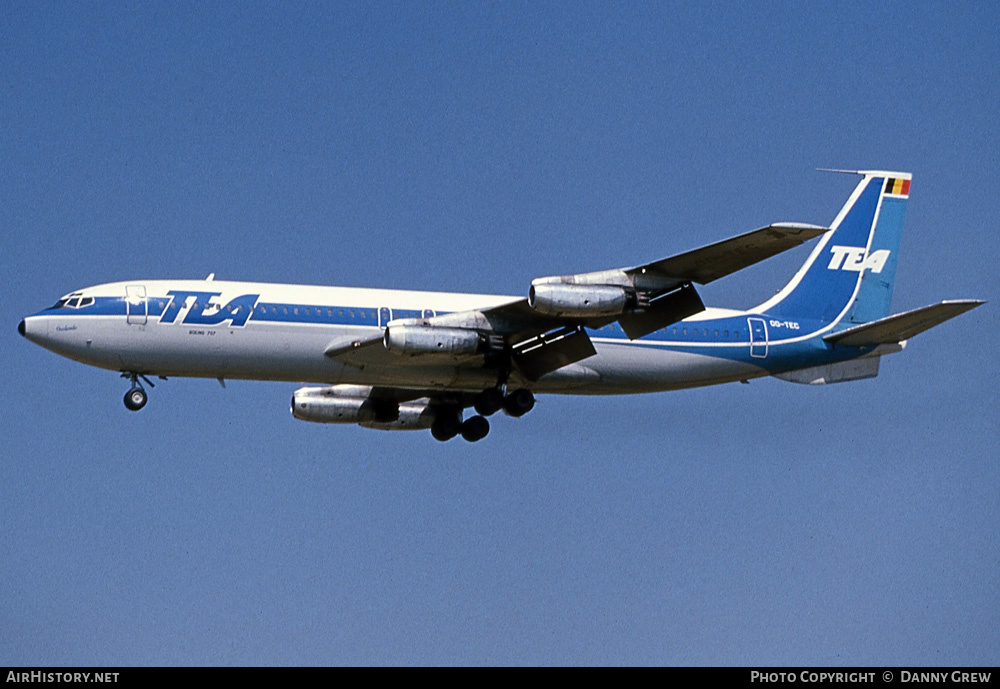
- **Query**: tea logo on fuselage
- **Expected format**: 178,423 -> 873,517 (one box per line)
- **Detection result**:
158,290 -> 259,327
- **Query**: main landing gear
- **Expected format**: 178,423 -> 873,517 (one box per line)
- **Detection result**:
121,372 -> 154,412
430,387 -> 535,443
431,410 -> 488,443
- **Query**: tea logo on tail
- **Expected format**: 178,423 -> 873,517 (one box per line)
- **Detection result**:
827,246 -> 891,274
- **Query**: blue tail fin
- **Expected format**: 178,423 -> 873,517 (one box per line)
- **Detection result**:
754,171 -> 910,325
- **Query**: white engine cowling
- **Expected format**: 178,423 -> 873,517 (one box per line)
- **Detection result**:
291,386 -> 390,424
383,324 -> 483,355
291,386 -> 436,431
528,282 -> 631,317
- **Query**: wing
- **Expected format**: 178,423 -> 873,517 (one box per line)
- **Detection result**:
326,223 -> 828,380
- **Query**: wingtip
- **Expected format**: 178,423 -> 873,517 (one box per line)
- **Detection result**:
941,299 -> 986,308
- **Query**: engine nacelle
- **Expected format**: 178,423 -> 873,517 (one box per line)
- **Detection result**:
291,386 -> 438,431
527,282 -> 632,317
383,324 -> 483,355
359,402 -> 436,431
291,386 -> 397,424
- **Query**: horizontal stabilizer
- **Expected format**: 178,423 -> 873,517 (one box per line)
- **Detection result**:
824,300 -> 984,346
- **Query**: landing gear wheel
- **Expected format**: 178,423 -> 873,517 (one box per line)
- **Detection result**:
502,388 -> 535,417
431,412 -> 462,442
473,388 -> 504,416
461,415 -> 490,442
124,387 -> 147,411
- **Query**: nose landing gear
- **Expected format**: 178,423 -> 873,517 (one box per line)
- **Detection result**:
121,372 -> 154,411
124,387 -> 147,411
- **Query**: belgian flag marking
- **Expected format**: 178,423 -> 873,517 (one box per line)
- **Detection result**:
885,177 -> 911,197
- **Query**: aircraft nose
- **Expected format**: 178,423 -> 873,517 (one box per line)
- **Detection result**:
18,319 -> 26,337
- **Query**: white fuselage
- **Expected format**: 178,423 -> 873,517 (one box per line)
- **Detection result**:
22,279 -> 767,395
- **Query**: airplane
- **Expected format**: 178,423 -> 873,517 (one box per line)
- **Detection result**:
18,170 -> 984,442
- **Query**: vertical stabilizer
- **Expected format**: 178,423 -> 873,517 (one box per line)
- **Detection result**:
754,171 -> 910,326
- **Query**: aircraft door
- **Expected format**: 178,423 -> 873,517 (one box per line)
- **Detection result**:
379,307 -> 392,327
126,285 -> 148,325
748,317 -> 768,358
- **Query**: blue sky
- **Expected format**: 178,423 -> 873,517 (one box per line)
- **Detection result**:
2,1 -> 997,665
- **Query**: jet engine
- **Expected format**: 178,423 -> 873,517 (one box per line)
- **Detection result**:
527,282 -> 634,317
383,324 -> 484,355
292,386 -> 440,431
292,386 -> 399,424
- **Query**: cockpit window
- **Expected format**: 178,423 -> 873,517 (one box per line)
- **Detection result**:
48,293 -> 93,309
49,292 -> 81,309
